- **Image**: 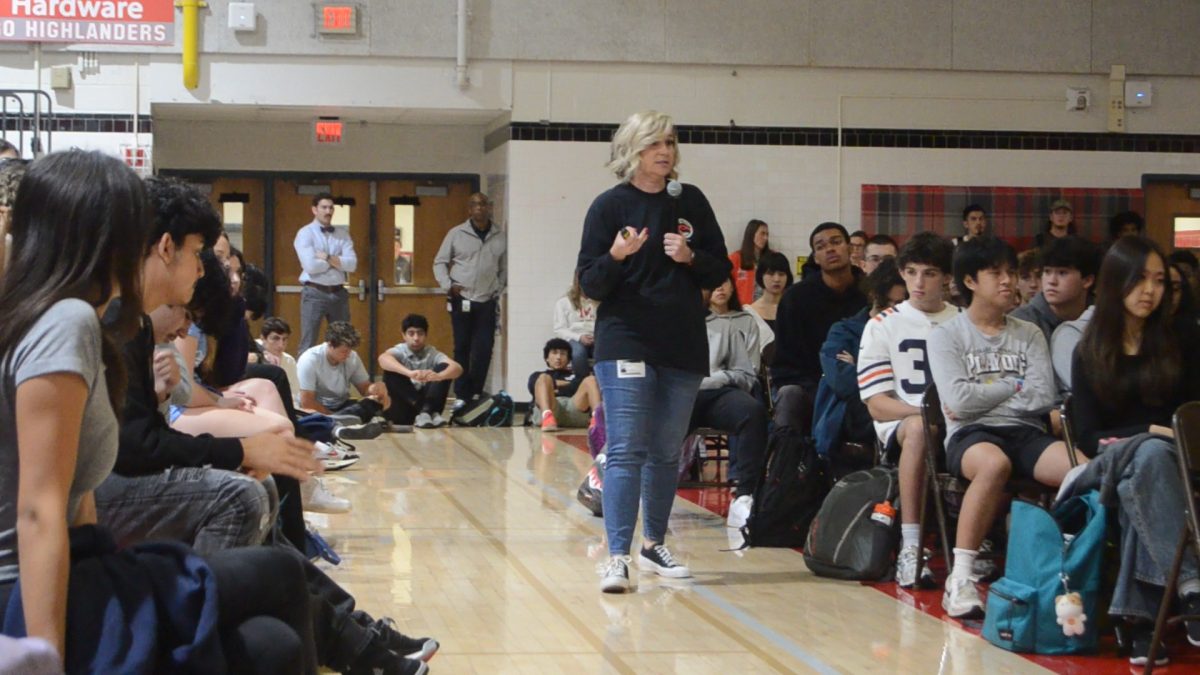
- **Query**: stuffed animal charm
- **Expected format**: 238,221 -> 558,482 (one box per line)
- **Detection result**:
1055,592 -> 1087,637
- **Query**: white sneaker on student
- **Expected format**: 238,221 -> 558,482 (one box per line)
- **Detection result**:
600,555 -> 632,593
895,545 -> 935,588
313,441 -> 359,471
303,478 -> 352,514
414,412 -> 435,429
430,413 -> 447,428
726,495 -> 753,529
942,575 -> 985,619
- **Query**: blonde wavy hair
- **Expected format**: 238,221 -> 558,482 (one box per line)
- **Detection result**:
606,110 -> 679,183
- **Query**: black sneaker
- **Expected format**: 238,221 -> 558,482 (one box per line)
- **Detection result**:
369,616 -> 439,662
638,544 -> 691,579
1184,593 -> 1200,647
345,645 -> 428,675
1128,623 -> 1169,667
336,421 -> 384,441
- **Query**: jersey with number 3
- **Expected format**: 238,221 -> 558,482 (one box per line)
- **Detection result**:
857,301 -> 960,443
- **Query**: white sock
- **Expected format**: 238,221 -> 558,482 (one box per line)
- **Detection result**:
1179,579 -> 1200,599
951,548 -> 978,581
901,524 -> 921,550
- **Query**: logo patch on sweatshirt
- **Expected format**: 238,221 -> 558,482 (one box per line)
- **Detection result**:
677,218 -> 694,240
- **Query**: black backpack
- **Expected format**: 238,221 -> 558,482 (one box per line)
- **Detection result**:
803,467 -> 901,581
452,391 -> 515,427
740,425 -> 830,548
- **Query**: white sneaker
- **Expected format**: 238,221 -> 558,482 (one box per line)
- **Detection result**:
942,575 -> 985,619
600,555 -> 632,593
303,478 -> 352,514
430,413 -> 447,428
313,441 -> 359,471
726,495 -> 753,529
414,412 -> 435,428
895,545 -> 935,588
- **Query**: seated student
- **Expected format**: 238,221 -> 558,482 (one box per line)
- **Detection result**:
771,223 -> 867,432
849,229 -> 868,269
1015,249 -> 1041,308
708,275 -> 772,372
379,313 -> 463,428
257,316 -> 302,408
813,259 -> 906,475
98,176 -> 437,675
1011,235 -> 1098,345
692,288 -> 769,528
553,272 -> 598,378
857,234 -> 960,588
952,204 -> 988,247
297,321 -> 390,427
0,149 -> 318,674
747,251 -> 793,335
927,236 -> 1086,619
529,338 -> 601,431
1066,235 -> 1200,666
861,234 -> 898,274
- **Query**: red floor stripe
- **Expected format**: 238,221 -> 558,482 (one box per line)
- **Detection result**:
556,433 -> 1200,673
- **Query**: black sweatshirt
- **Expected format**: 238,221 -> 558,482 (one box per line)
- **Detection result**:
1071,342 -> 1200,457
770,273 -> 867,389
104,303 -> 244,476
576,182 -> 730,375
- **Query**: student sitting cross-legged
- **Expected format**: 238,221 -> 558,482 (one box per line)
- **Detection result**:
378,313 -> 462,428
927,236 -> 1086,619
529,338 -> 601,431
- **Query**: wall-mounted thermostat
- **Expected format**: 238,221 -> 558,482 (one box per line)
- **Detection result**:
1125,81 -> 1152,108
229,3 -> 256,31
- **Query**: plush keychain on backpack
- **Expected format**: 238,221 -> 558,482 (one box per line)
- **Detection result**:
1055,592 -> 1087,637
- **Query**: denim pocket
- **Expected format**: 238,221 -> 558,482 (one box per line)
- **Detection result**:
982,578 -> 1037,653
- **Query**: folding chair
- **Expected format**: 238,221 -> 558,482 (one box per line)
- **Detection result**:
913,383 -> 1067,583
1144,401 -> 1200,673
679,427 -> 735,488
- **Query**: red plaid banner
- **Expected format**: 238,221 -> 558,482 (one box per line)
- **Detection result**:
862,185 -> 1144,251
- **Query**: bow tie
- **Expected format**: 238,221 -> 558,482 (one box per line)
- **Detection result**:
320,226 -> 335,234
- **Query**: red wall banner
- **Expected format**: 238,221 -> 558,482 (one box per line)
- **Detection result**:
0,0 -> 174,45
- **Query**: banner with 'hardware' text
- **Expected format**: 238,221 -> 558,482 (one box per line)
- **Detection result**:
0,0 -> 174,45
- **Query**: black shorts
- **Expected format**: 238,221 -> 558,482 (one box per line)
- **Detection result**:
945,423 -> 1057,480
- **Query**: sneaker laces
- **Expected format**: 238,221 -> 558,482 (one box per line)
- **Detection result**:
601,555 -> 631,576
649,544 -> 678,567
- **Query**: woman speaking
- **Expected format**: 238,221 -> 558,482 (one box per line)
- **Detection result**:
576,111 -> 731,593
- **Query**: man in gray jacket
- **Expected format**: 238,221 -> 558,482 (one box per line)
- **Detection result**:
434,192 -> 506,403
928,236 -> 1085,620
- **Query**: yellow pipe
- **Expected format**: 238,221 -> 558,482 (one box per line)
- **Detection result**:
176,0 -> 206,90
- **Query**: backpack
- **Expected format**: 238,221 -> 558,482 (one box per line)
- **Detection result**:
803,467 -> 900,581
740,425 -> 830,548
982,491 -> 1106,655
452,391 -> 515,427
295,413 -> 336,443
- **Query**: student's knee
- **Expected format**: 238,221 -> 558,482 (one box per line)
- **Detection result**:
963,445 -> 1011,484
898,415 -> 924,446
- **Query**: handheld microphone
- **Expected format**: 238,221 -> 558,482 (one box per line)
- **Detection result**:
667,180 -> 682,198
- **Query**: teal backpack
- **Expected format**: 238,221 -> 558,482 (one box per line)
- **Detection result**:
982,491 -> 1106,655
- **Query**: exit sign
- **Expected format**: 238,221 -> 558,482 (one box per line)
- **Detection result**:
316,3 -> 357,35
314,119 -> 344,145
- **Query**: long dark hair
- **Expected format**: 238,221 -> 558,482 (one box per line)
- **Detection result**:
0,150 -> 148,412
1078,236 -> 1179,408
188,249 -> 237,336
738,219 -> 770,270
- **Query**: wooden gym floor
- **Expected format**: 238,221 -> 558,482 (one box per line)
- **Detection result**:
312,427 -> 1198,674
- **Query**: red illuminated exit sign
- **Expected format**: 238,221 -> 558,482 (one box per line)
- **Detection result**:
317,3 -> 357,35
314,119 -> 344,146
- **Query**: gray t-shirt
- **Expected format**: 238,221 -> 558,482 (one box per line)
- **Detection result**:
387,343 -> 449,390
297,343 -> 370,410
0,299 -> 118,583
927,312 -> 1057,445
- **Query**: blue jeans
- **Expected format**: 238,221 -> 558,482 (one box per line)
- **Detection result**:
1108,437 -> 1199,620
594,360 -> 702,556
94,468 -> 273,555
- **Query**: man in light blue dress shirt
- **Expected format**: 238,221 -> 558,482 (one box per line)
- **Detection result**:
293,192 -> 358,352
